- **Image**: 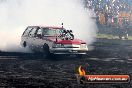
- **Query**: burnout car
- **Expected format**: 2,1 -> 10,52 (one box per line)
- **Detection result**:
21,25 -> 88,57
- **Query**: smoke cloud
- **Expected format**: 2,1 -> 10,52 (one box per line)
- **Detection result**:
0,0 -> 97,52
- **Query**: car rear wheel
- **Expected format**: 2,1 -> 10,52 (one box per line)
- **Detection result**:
23,41 -> 27,47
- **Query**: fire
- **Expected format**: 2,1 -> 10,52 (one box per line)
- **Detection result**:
78,66 -> 86,76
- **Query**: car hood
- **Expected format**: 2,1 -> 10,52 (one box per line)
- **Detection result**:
47,37 -> 86,44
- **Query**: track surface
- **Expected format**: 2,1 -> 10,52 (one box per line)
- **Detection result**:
0,39 -> 132,88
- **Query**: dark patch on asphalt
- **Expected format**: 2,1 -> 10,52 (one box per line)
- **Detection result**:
0,39 -> 132,87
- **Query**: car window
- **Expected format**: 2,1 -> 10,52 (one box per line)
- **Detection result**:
22,27 -> 32,37
29,27 -> 37,37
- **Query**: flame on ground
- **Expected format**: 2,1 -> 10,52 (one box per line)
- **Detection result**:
78,65 -> 86,76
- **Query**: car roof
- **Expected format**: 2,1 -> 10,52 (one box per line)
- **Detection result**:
28,26 -> 63,29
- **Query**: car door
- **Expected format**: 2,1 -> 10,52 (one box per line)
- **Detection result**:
42,28 -> 55,49
28,27 -> 38,50
34,28 -> 46,52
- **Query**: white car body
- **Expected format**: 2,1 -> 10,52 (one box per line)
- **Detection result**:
21,26 -> 88,55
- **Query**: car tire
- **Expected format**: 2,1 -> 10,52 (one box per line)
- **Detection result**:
43,44 -> 51,58
23,41 -> 27,47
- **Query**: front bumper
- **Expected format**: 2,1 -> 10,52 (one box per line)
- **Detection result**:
50,48 -> 88,54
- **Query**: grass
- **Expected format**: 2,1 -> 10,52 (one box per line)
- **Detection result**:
97,33 -> 132,40
97,33 -> 118,39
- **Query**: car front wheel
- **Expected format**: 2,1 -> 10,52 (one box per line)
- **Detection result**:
43,44 -> 51,58
23,41 -> 27,47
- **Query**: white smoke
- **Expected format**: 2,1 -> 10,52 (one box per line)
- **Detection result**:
0,0 -> 97,52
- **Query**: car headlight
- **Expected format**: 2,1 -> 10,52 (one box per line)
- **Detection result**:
80,44 -> 87,48
52,43 -> 63,48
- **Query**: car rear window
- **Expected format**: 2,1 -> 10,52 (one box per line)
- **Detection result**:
22,27 -> 32,37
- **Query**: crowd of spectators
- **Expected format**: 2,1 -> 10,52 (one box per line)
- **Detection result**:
83,0 -> 132,28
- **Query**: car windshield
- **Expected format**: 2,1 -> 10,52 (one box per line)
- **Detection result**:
41,27 -> 74,40
42,28 -> 63,36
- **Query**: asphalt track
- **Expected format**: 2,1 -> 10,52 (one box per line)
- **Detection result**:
0,39 -> 132,88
